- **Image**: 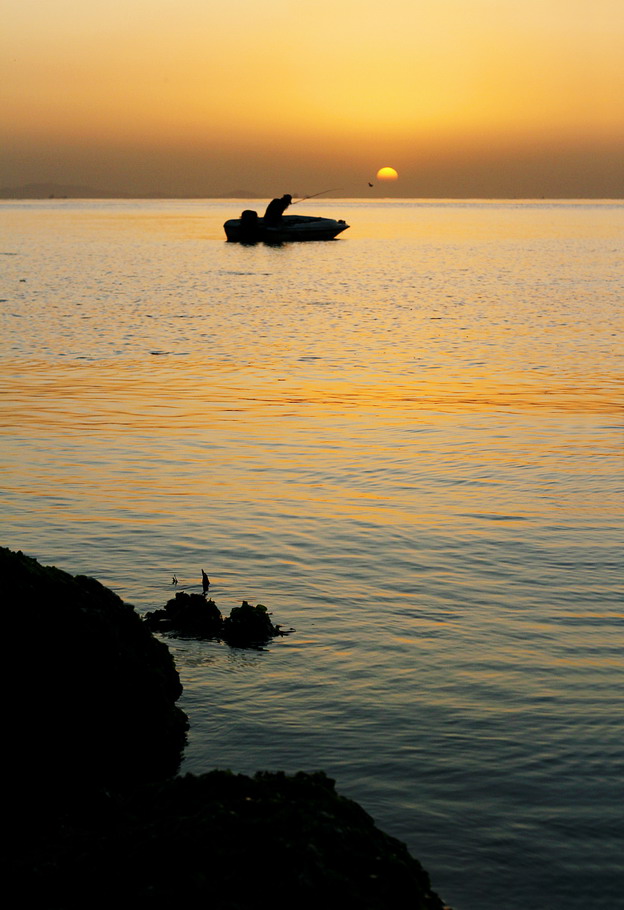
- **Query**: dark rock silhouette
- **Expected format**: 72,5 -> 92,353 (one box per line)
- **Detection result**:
18,769 -> 446,908
7,546 -> 448,909
144,592 -> 287,647
4,546 -> 188,801
223,598 -> 278,645
145,591 -> 223,637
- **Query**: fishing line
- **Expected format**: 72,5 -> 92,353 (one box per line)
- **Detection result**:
291,188 -> 342,205
291,180 -> 378,204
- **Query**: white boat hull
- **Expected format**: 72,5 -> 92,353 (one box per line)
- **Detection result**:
224,213 -> 350,243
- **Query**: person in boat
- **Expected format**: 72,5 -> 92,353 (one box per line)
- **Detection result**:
263,194 -> 292,225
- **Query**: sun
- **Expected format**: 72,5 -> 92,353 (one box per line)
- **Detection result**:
376,167 -> 399,181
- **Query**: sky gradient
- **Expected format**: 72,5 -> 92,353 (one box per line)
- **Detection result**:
2,0 -> 623,197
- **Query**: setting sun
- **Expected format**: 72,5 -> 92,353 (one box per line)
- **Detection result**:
376,167 -> 399,181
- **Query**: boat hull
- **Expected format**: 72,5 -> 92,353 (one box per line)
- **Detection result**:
224,214 -> 350,244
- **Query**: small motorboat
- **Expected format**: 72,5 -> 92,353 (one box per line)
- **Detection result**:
224,210 -> 350,244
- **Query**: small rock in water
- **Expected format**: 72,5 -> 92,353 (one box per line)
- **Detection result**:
145,592 -> 222,638
144,593 -> 291,648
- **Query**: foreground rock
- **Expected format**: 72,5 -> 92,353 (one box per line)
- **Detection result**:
145,591 -> 291,646
7,547 -> 447,909
4,546 -> 187,799
20,770 -> 446,909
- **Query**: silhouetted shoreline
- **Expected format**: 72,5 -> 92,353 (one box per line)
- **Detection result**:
2,183 -> 621,201
7,547 -> 448,909
0,183 -> 264,199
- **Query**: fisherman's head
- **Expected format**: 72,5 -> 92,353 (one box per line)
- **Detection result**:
282,194 -> 292,203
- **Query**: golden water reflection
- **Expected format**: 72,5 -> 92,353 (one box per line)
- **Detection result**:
1,200 -> 622,910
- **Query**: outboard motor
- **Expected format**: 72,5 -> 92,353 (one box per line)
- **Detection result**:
240,209 -> 259,241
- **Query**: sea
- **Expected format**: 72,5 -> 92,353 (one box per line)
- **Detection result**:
1,198 -> 622,909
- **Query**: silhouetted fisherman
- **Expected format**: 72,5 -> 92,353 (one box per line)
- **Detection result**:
202,570 -> 210,593
263,194 -> 292,225
172,575 -> 178,585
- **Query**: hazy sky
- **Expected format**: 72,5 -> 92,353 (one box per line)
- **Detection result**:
2,0 -> 623,197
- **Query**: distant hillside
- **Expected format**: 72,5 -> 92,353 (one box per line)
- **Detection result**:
0,183 -> 264,200
0,183 -> 128,199
225,190 -> 261,199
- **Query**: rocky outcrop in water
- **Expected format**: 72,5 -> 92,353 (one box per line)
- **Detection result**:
145,590 -> 224,637
145,591 -> 289,646
7,546 -> 447,909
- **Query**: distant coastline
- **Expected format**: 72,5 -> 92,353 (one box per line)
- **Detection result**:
1,184 -> 620,201
0,183 -> 263,200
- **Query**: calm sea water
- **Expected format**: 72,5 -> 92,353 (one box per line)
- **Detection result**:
1,199 -> 622,909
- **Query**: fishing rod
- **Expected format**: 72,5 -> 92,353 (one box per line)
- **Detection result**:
291,187 -> 342,205
292,178 -> 382,204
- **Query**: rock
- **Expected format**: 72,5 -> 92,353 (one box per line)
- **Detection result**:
145,593 -> 288,647
3,546 -> 188,801
222,599 -> 279,645
145,591 -> 223,637
6,547 -> 448,909
19,770 -> 447,909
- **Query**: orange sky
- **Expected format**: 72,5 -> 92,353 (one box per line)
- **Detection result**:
2,0 -> 623,197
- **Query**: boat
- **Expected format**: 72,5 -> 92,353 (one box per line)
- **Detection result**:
224,210 -> 350,244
